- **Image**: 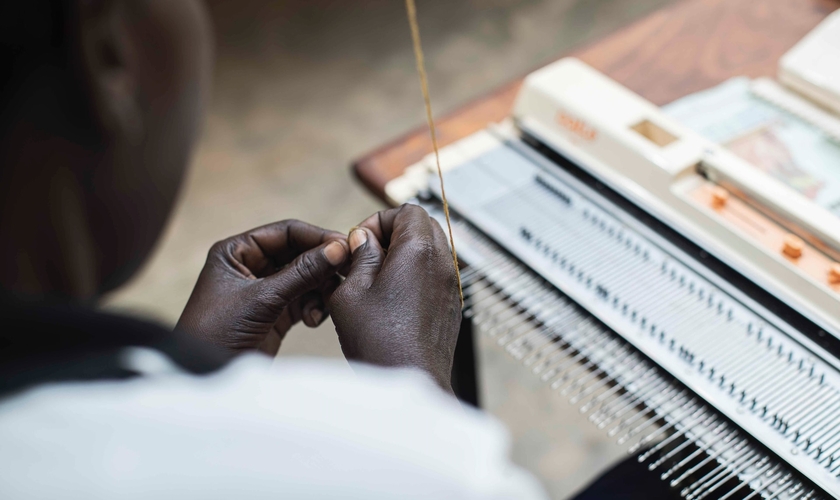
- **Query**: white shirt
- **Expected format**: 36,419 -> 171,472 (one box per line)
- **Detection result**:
0,354 -> 547,499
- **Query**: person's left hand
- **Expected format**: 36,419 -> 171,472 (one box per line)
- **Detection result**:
176,220 -> 350,355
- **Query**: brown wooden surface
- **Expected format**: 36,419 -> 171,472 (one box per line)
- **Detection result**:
353,0 -> 839,203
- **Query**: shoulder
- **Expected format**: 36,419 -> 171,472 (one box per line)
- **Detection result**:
0,297 -> 231,396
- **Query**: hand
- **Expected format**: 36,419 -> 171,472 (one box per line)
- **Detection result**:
329,204 -> 462,391
177,220 -> 350,355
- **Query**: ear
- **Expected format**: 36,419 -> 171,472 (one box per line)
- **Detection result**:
75,0 -> 144,146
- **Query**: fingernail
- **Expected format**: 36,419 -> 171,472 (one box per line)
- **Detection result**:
348,229 -> 368,253
324,241 -> 347,266
310,308 -> 323,325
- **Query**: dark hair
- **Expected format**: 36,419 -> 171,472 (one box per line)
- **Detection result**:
1,1 -> 67,94
0,1 -> 99,147
0,2 -> 67,50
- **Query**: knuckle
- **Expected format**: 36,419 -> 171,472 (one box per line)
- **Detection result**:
330,284 -> 351,305
400,203 -> 423,214
436,255 -> 458,287
429,217 -> 447,239
294,252 -> 323,285
329,283 -> 362,313
208,239 -> 233,260
268,218 -> 295,230
406,236 -> 437,258
357,250 -> 380,267
255,286 -> 290,316
447,267 -> 460,292
399,203 -> 426,220
285,219 -> 306,231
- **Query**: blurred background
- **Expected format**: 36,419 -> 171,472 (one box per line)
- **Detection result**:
104,0 -> 675,497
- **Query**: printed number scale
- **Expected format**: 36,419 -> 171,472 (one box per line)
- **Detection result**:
389,59 -> 840,499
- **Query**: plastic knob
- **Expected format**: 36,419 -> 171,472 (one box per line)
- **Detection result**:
829,264 -> 840,285
782,235 -> 804,260
710,187 -> 729,209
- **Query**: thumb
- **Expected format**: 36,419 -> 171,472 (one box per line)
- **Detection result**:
343,228 -> 385,290
266,240 -> 349,304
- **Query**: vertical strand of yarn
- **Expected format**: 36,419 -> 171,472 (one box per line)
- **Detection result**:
405,0 -> 465,308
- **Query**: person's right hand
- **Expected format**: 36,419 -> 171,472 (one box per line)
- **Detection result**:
329,204 -> 462,392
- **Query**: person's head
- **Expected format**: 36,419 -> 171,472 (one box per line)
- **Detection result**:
0,0 -> 213,300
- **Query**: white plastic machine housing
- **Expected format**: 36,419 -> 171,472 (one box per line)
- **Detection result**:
383,58 -> 840,336
779,9 -> 840,116
511,58 -> 840,337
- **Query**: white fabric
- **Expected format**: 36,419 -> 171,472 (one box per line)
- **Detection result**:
0,355 -> 547,500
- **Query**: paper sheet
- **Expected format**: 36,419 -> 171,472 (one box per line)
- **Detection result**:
664,78 -> 840,217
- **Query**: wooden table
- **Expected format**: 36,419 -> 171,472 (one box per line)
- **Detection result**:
353,0 -> 839,203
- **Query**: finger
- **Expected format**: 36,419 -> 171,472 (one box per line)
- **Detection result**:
227,220 -> 347,278
257,328 -> 284,356
374,206 -> 439,277
265,239 -> 350,304
299,291 -> 326,328
428,216 -> 461,270
429,216 -> 462,297
358,204 -> 434,251
276,273 -> 339,329
358,211 -> 389,247
341,227 -> 385,290
336,258 -> 352,279
319,274 -> 341,304
300,272 -> 341,327
273,301 -> 299,333
301,299 -> 323,328
261,307 -> 297,355
307,274 -> 341,322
